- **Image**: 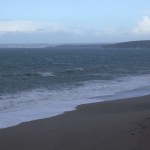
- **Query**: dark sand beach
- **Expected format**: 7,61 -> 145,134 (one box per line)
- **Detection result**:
1,95 -> 150,150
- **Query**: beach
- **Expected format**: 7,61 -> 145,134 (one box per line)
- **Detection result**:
0,95 -> 150,150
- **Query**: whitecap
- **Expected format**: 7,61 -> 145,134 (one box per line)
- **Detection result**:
38,72 -> 56,77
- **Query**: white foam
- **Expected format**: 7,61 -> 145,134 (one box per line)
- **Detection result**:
74,68 -> 84,71
1,74 -> 150,128
38,72 -> 56,77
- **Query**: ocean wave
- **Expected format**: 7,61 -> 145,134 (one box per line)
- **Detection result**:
0,73 -> 37,77
37,72 -> 56,77
0,72 -> 56,77
52,62 -> 71,65
1,74 -> 150,128
64,68 -> 84,73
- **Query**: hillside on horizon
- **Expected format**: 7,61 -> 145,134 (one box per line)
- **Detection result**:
103,40 -> 150,48
0,40 -> 150,48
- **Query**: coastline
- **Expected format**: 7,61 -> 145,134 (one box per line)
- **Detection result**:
1,95 -> 150,150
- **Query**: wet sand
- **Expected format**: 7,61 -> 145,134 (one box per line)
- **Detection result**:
1,95 -> 150,150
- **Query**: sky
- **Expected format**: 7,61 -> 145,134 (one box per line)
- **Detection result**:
0,0 -> 150,44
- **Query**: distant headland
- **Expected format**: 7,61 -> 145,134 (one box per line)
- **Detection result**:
47,40 -> 150,48
0,40 -> 150,48
102,40 -> 150,48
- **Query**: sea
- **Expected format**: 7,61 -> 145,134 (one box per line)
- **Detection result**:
1,47 -> 150,128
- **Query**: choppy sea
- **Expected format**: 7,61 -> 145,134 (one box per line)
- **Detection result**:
1,47 -> 150,128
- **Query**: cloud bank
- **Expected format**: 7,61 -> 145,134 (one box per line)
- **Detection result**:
132,16 -> 150,35
0,20 -> 83,34
1,17 -> 150,43
0,21 -> 63,33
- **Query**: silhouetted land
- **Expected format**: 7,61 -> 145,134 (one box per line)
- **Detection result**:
1,40 -> 150,49
103,40 -> 150,48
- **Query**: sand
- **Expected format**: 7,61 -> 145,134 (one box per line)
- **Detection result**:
1,95 -> 150,150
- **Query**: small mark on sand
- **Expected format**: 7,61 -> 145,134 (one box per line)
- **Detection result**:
142,126 -> 147,129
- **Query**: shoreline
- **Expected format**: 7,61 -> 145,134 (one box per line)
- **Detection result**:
0,92 -> 149,129
1,95 -> 150,150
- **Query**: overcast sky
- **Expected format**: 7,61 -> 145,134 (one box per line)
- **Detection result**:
0,0 -> 150,44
